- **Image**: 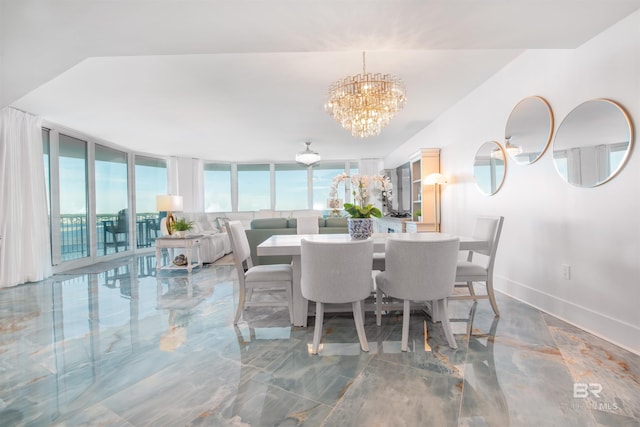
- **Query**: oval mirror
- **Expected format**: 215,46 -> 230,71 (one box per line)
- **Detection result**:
473,141 -> 506,195
553,99 -> 633,187
505,96 -> 554,165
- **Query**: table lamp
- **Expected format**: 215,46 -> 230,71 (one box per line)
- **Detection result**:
424,173 -> 447,232
156,195 -> 183,235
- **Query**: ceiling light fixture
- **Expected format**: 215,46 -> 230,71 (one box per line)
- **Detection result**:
324,51 -> 407,138
295,141 -> 321,165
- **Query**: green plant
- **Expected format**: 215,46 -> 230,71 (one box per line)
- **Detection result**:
414,209 -> 421,217
343,203 -> 382,219
172,217 -> 194,232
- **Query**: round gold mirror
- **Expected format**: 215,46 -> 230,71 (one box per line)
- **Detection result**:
505,96 -> 554,165
474,141 -> 506,195
553,99 -> 633,187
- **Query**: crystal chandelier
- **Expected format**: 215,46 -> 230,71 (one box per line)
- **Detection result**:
324,52 -> 407,138
295,141 -> 321,165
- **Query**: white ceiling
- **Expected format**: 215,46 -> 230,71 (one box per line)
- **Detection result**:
4,0 -> 640,163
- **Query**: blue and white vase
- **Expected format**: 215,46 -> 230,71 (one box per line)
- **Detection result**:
348,218 -> 373,240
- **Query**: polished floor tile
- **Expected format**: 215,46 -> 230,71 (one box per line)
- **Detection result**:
0,255 -> 639,426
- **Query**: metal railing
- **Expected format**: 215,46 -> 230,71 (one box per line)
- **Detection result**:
60,213 -> 160,261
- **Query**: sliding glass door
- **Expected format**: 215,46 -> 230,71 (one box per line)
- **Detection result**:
135,156 -> 167,247
58,134 -> 89,261
96,145 -> 129,256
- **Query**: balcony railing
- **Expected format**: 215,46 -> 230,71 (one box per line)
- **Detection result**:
60,213 -> 160,261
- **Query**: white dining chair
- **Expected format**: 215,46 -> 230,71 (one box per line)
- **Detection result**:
375,236 -> 460,350
296,216 -> 320,234
449,216 -> 504,316
301,238 -> 374,354
225,220 -> 293,325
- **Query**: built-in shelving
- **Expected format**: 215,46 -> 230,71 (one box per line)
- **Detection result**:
409,149 -> 441,232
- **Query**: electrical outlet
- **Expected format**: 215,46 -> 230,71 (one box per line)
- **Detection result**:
562,264 -> 571,280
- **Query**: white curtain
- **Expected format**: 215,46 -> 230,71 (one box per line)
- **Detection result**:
0,107 -> 52,287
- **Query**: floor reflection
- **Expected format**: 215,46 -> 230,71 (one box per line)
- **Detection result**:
0,255 -> 638,426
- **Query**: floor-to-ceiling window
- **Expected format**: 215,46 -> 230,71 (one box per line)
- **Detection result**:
135,156 -> 167,247
42,129 -> 52,261
237,164 -> 270,211
275,164 -> 308,210
312,163 -> 348,211
96,145 -> 129,256
203,163 -> 232,212
58,134 -> 89,261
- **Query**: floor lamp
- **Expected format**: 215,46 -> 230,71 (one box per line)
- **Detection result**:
156,195 -> 183,236
424,173 -> 447,232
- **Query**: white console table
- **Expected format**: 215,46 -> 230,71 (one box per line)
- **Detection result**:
155,235 -> 203,274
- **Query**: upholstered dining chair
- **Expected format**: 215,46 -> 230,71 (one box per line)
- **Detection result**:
301,238 -> 374,354
296,216 -> 320,234
225,220 -> 293,325
449,216 -> 504,316
375,236 -> 460,350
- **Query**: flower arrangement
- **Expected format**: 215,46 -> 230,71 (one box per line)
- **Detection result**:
329,173 -> 393,218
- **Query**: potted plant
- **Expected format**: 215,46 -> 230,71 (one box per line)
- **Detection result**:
414,209 -> 422,222
171,217 -> 194,238
331,173 -> 391,239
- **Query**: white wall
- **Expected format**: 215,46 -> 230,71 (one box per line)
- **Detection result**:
385,11 -> 640,354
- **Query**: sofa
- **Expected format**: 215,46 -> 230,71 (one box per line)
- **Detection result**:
181,213 -> 231,264
245,217 -> 348,265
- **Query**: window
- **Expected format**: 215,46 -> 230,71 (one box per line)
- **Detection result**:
275,164 -> 308,210
58,134 -> 89,261
135,156 -> 167,247
204,163 -> 232,212
96,145 -> 129,256
42,129 -> 52,261
42,129 -> 51,216
238,164 -> 270,211
312,163 -> 346,211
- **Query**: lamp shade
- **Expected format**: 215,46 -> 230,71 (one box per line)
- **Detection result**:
424,173 -> 447,185
156,195 -> 183,211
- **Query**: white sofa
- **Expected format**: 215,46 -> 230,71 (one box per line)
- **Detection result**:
179,213 -> 231,264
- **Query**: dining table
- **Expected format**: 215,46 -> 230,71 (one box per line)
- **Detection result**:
257,232 -> 488,327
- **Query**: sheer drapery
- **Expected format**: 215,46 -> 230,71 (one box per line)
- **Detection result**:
0,107 -> 52,287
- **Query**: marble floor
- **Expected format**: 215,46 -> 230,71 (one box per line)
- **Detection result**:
1,255 -> 639,427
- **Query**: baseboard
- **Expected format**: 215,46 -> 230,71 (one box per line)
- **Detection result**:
494,276 -> 640,356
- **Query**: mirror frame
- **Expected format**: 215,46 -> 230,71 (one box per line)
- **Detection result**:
552,98 -> 634,188
505,96 -> 554,165
473,141 -> 507,196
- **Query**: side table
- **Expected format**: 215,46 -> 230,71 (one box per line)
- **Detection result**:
155,235 -> 203,274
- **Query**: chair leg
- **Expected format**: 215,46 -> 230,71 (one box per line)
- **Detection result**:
376,288 -> 382,326
234,284 -> 246,325
401,299 -> 411,352
467,281 -> 476,297
312,302 -> 324,354
286,283 -> 294,325
486,278 -> 500,316
438,299 -> 458,349
352,301 -> 369,352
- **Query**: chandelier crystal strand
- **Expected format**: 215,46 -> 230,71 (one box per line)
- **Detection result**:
325,52 -> 406,138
